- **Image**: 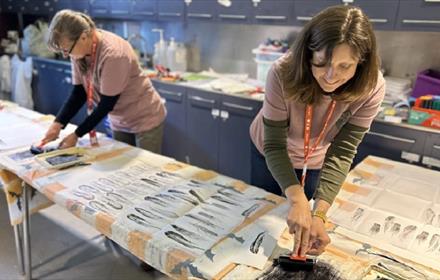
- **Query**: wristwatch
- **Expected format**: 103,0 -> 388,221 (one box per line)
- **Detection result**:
312,210 -> 327,224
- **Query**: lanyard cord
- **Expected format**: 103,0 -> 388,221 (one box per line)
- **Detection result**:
86,31 -> 99,146
301,100 -> 337,186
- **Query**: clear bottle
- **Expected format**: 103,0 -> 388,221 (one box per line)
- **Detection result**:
167,37 -> 177,71
152,29 -> 167,68
174,42 -> 187,72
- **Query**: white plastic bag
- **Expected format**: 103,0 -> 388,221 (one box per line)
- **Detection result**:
22,21 -> 54,58
11,55 -> 33,109
0,55 -> 11,92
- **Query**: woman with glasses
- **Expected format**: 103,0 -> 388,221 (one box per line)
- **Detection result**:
42,10 -> 166,152
249,5 -> 385,258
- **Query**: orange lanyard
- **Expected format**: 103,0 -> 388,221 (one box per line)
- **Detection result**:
301,100 -> 337,186
86,31 -> 99,146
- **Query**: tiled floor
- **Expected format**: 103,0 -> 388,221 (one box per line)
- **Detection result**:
0,190 -> 170,280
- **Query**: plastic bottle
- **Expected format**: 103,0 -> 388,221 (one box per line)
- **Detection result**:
152,28 -> 167,68
174,42 -> 187,72
167,37 -> 177,71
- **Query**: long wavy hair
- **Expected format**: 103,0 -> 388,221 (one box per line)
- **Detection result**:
280,5 -> 380,104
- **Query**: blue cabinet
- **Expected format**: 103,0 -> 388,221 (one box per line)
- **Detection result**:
157,0 -> 184,21
2,0 -> 28,13
32,58 -> 107,133
185,0 -> 216,22
423,134 -> 440,170
33,60 -> 71,116
131,0 -> 157,21
24,0 -> 57,15
216,0 -> 252,24
56,0 -> 90,14
109,1 -> 131,19
396,0 -> 440,32
218,95 -> 262,182
351,0 -> 399,31
152,80 -> 188,162
353,121 -> 429,168
252,0 -> 295,26
186,88 -> 221,170
293,0 -> 399,30
89,0 -> 110,18
185,87 -> 262,183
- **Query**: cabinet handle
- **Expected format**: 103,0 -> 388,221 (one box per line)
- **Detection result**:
402,19 -> 440,25
369,18 -> 388,23
433,145 -> 440,150
296,16 -> 313,22
187,13 -> 212,19
111,10 -> 129,15
55,68 -> 63,72
189,95 -> 215,104
63,77 -> 72,84
220,110 -> 229,121
222,102 -> 254,111
160,89 -> 182,97
133,11 -> 155,16
255,15 -> 287,21
367,131 -> 416,144
218,14 -> 247,20
425,0 -> 440,2
211,108 -> 220,119
159,12 -> 181,17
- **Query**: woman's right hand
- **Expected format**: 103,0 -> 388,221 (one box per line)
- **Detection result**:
285,184 -> 312,257
42,122 -> 62,144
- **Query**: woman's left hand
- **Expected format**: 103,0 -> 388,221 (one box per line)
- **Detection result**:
307,216 -> 331,256
59,133 -> 78,149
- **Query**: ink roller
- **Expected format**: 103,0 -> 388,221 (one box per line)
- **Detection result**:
30,140 -> 56,155
277,254 -> 316,271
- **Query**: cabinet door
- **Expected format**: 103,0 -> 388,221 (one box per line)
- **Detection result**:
2,0 -> 27,13
216,0 -> 252,24
252,0 -> 295,26
109,0 -> 131,19
353,121 -> 428,167
71,0 -> 90,14
186,88 -> 220,170
186,0 -> 215,22
157,0 -> 184,21
351,0 -> 398,30
218,96 -> 262,183
153,81 -> 188,162
396,0 -> 440,32
56,0 -> 90,14
89,0 -> 109,18
24,0 -> 56,15
293,0 -> 339,26
422,133 -> 440,170
33,62 -> 69,116
131,0 -> 157,21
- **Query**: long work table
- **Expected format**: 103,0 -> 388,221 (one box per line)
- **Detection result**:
1,100 -> 440,280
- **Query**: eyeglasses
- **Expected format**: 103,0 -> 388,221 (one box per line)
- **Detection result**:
62,35 -> 80,57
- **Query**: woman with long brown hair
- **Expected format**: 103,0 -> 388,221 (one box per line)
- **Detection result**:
250,5 -> 385,257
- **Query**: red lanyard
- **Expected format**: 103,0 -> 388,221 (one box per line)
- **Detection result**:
86,31 -> 99,146
301,100 -> 337,186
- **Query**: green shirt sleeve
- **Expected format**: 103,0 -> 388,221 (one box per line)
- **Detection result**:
263,117 -> 300,194
314,122 -> 368,204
